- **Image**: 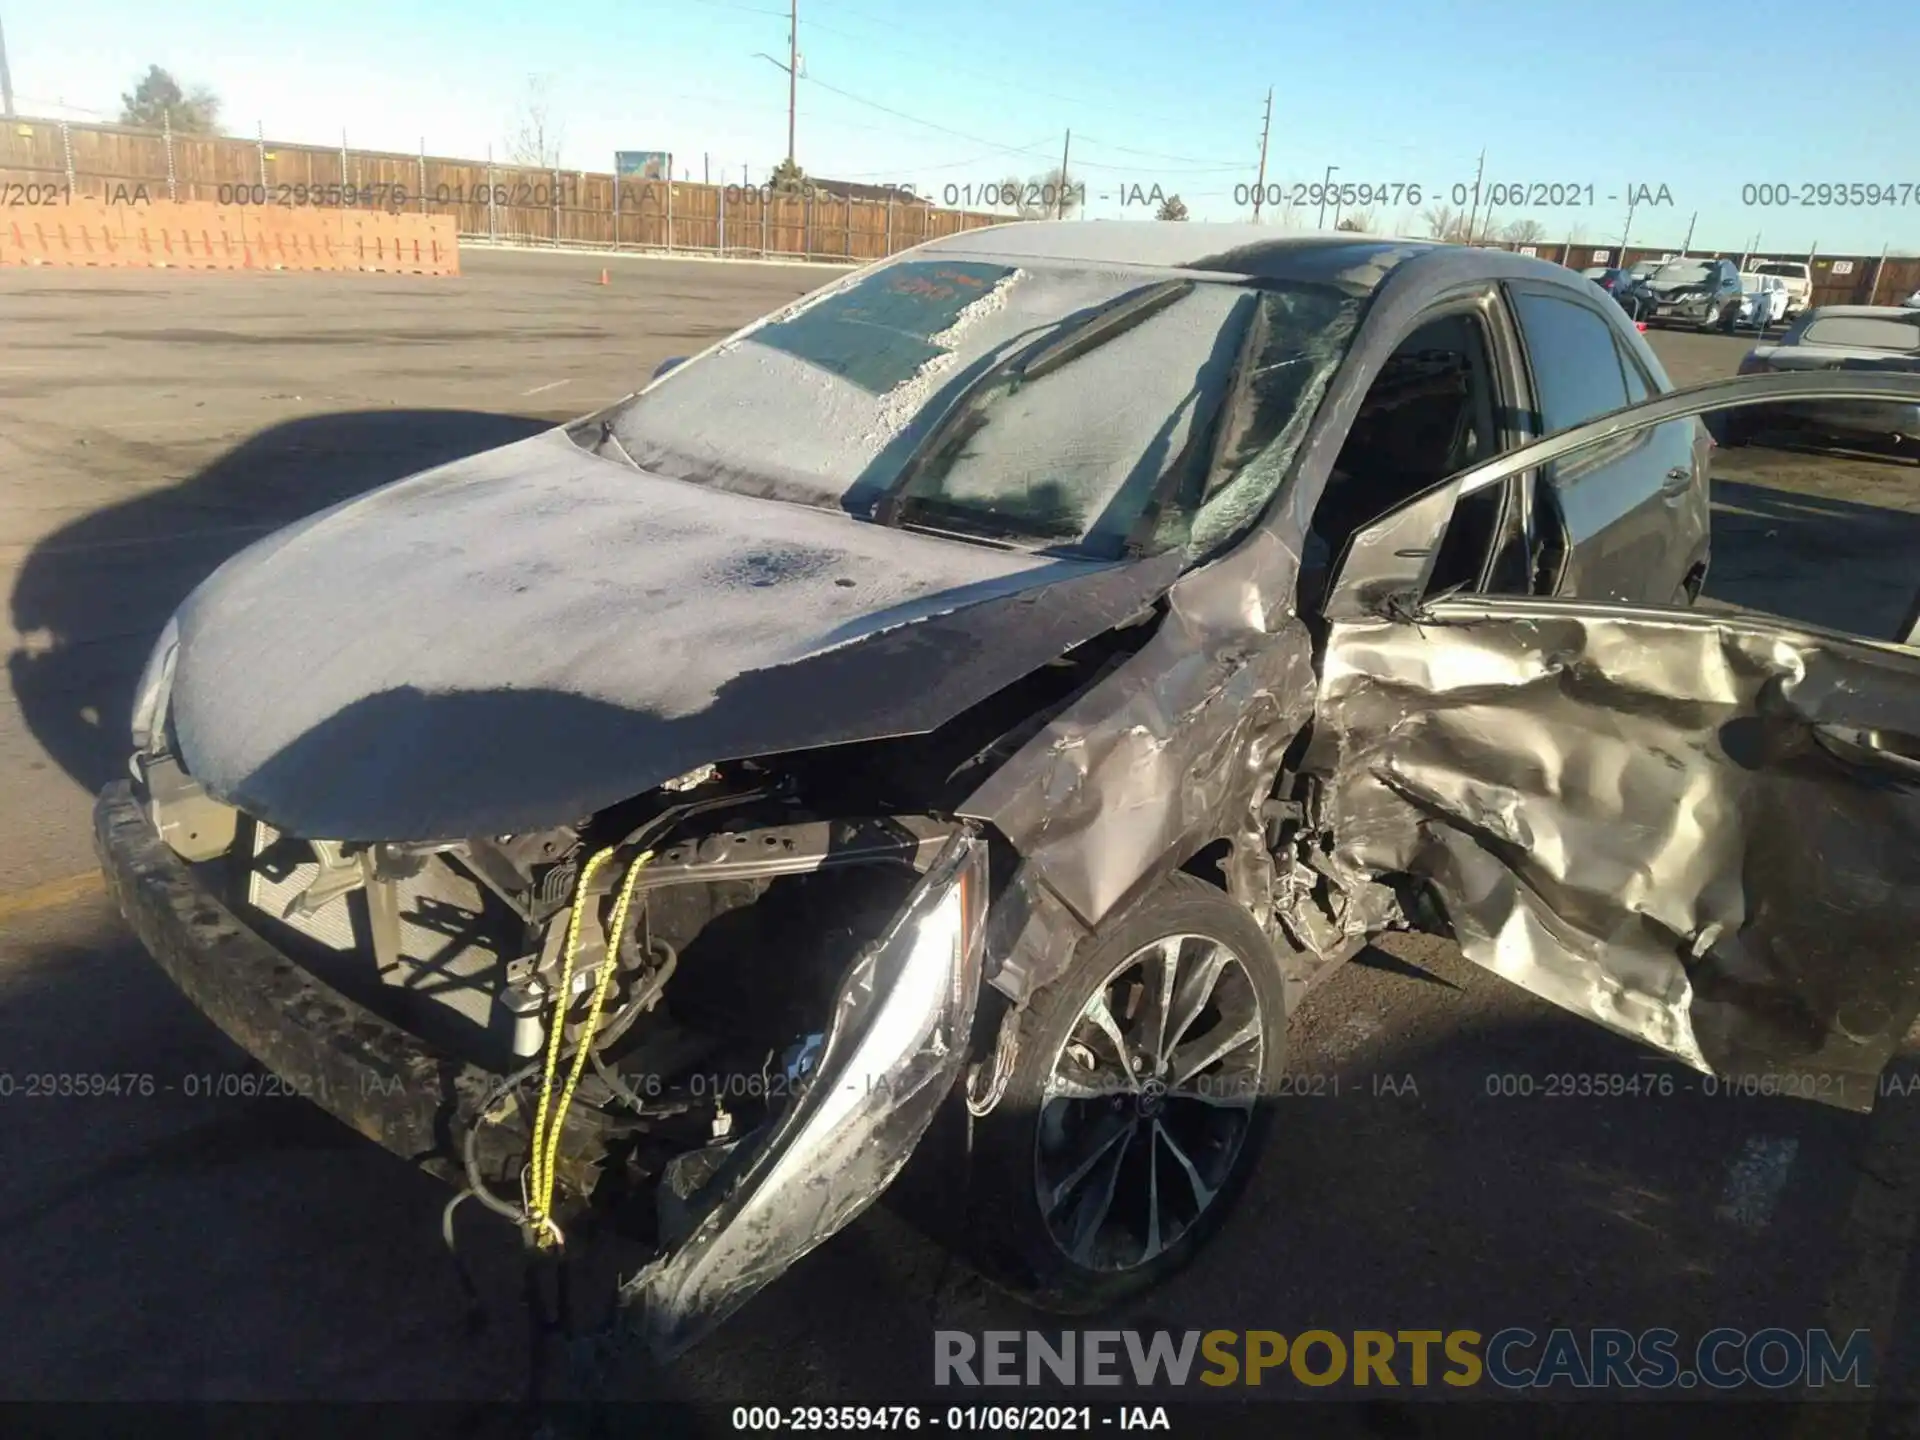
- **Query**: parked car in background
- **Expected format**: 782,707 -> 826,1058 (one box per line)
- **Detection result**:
1903,288 -> 1920,309
1727,305 -> 1920,456
1735,272 -> 1791,330
95,225 -> 1727,1362
1580,266 -> 1640,313
1638,257 -> 1745,331
1751,260 -> 1814,318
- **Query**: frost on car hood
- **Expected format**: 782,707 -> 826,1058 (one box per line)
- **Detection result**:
166,429 -> 1176,842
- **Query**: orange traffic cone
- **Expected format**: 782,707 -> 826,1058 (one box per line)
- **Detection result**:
598,267 -> 610,285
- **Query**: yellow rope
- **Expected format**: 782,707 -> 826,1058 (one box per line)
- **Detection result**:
524,845 -> 653,1249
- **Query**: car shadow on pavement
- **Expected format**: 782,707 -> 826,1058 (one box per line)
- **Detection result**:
1706,476 -> 1920,639
0,920 -> 1894,1437
7,409 -> 557,798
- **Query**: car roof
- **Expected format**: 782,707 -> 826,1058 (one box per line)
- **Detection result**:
913,220 -> 1582,294
1799,304 -> 1920,320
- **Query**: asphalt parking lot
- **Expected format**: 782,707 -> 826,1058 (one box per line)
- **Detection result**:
3,250 -> 1919,1428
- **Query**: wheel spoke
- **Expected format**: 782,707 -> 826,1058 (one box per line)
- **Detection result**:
1163,940 -> 1233,1059
1058,1121 -> 1134,1265
1079,990 -> 1138,1088
1143,1125 -> 1165,1262
1169,1010 -> 1263,1088
1145,936 -> 1182,1069
1043,1111 -> 1136,1219
1155,1118 -> 1219,1212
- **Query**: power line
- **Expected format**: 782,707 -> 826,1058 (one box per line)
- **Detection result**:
792,0 -> 1238,130
1069,134 -> 1247,166
797,71 -> 1055,157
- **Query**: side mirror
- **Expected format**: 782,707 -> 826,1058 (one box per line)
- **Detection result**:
652,356 -> 687,381
1322,479 -> 1463,623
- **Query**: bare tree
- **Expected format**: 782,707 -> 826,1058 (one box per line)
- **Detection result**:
1420,203 -> 1474,243
507,74 -> 565,168
120,65 -> 220,134
1156,193 -> 1190,221
1335,208 -> 1377,233
1503,217 -> 1547,246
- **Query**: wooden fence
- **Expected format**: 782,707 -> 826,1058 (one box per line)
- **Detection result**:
0,114 -> 1006,263
5,114 -> 1915,293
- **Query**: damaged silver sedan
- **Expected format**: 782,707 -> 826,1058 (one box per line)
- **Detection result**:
94,223 -> 1920,1360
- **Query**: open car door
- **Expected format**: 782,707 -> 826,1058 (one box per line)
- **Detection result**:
1309,371 -> 1920,1112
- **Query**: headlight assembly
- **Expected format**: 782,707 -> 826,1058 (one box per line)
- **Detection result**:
624,826 -> 989,1360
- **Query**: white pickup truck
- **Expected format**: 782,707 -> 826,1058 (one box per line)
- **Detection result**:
1751,260 -> 1814,318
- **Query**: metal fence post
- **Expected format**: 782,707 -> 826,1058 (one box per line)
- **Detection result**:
885,195 -> 893,256
59,120 -> 74,192
487,146 -> 497,241
805,188 -> 813,260
718,185 -> 727,257
552,167 -> 560,246
162,110 -> 176,201
340,128 -> 350,190
256,121 -> 267,188
666,180 -> 674,252
418,139 -> 426,213
762,190 -> 768,257
612,176 -> 621,250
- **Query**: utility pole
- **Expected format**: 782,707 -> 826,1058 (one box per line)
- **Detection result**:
1866,243 -> 1889,304
786,0 -> 798,167
1251,87 -> 1272,222
1680,210 -> 1697,256
1055,128 -> 1071,218
1316,162 -> 1338,228
1463,148 -> 1486,243
0,10 -> 15,118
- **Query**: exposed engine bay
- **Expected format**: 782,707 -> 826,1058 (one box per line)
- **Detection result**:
171,605 -> 1168,1254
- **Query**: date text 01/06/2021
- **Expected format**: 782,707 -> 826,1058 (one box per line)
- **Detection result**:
1209,180 -> 1678,211
729,1405 -> 1171,1431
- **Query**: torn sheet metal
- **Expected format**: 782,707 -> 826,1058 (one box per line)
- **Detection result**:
165,427 -> 1179,841
1311,598 -> 1920,1111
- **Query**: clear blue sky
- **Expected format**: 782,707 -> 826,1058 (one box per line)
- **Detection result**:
9,0 -> 1919,254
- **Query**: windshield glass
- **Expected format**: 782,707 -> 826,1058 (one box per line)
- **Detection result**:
1649,260 -> 1714,285
598,257 -> 1363,559
1800,316 -> 1920,351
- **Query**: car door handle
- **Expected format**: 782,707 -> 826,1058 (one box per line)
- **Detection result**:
1812,725 -> 1920,782
1661,465 -> 1693,495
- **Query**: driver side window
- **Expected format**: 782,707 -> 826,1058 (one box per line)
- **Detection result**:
1308,308 -> 1527,603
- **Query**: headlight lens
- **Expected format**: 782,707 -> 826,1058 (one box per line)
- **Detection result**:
129,615 -> 180,756
625,828 -> 988,1359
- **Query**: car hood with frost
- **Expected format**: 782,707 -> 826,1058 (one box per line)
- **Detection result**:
164,427 -> 1178,843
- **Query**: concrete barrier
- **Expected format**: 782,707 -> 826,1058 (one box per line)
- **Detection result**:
0,201 -> 459,275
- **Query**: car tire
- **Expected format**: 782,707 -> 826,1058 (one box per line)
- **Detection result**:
962,872 -> 1289,1313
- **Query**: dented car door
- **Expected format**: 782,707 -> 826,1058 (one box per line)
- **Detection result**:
1306,371 -> 1920,1112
